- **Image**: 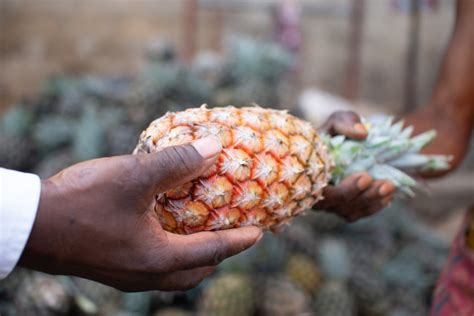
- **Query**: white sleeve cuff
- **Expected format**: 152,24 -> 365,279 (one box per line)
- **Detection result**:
0,168 -> 41,279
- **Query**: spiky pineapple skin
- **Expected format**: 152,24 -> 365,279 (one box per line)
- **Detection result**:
134,106 -> 332,234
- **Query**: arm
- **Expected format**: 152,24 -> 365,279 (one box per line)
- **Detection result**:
17,137 -> 261,291
405,0 -> 474,175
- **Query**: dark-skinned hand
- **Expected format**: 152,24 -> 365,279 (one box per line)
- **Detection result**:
19,137 -> 262,292
314,111 -> 396,222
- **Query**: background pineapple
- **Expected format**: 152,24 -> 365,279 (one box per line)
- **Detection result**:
0,133 -> 32,170
34,150 -> 75,179
313,239 -> 355,316
154,307 -> 192,316
313,281 -> 355,316
197,273 -> 255,316
0,105 -> 35,170
14,272 -> 72,316
260,276 -> 312,316
285,253 -> 322,294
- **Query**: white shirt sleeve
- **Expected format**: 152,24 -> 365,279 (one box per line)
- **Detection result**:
0,168 -> 41,279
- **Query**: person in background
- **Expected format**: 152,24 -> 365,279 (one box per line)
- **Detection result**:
313,0 -> 473,313
403,0 -> 474,314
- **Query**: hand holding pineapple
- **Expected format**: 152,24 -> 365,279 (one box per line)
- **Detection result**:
314,111 -> 396,222
19,138 -> 262,291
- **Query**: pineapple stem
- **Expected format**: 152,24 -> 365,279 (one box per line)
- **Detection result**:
321,117 -> 452,196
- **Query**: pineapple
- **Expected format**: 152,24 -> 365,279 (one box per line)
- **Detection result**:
197,273 -> 255,316
348,262 -> 388,316
34,150 -> 75,179
0,134 -> 32,170
14,272 -> 72,316
313,239 -> 355,316
134,105 -> 450,234
154,307 -> 192,316
313,281 -> 355,316
70,277 -> 122,315
260,276 -> 312,316
285,253 -> 322,294
32,115 -> 75,153
122,292 -> 152,315
218,233 -> 288,274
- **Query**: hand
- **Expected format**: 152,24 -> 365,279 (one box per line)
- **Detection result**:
314,111 -> 395,222
318,110 -> 368,139
314,172 -> 395,222
19,137 -> 262,292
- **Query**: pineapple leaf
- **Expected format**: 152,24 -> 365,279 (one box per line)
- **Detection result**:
408,130 -> 436,152
325,116 -> 450,196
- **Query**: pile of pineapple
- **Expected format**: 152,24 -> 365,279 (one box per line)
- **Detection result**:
1,203 -> 448,316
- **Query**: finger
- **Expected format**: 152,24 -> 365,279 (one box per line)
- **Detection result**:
333,120 -> 367,139
318,172 -> 372,209
365,200 -> 387,216
320,111 -> 367,139
165,226 -> 262,271
381,194 -> 394,206
364,189 -> 393,217
377,181 -> 396,197
109,266 -> 216,292
358,180 -> 389,205
152,266 -> 216,291
138,136 -> 221,193
270,223 -> 286,234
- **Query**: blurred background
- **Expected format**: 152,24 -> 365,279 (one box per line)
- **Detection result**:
0,0 -> 473,315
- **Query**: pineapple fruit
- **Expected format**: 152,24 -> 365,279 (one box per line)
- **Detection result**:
313,239 -> 355,316
285,253 -> 322,294
260,276 -> 312,316
197,273 -> 255,316
134,105 -> 450,234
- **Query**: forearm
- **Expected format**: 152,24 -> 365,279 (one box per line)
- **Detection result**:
405,0 -> 474,172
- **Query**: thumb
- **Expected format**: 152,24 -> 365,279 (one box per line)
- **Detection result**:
319,111 -> 367,139
334,120 -> 367,140
138,136 -> 221,193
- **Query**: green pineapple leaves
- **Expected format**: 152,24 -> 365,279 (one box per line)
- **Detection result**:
324,117 -> 452,196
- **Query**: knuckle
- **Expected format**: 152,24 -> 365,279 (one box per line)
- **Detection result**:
345,110 -> 359,120
116,155 -> 147,190
360,192 -> 373,205
328,111 -> 341,121
160,145 -> 202,176
210,235 -> 228,265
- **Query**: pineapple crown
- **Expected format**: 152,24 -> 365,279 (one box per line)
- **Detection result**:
323,116 -> 452,196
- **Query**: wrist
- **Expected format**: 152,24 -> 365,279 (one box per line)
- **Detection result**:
18,179 -> 64,274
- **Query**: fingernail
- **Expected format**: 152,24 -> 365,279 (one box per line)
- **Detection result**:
357,176 -> 371,190
192,137 -> 221,159
378,183 -> 392,196
354,123 -> 367,134
256,232 -> 263,243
